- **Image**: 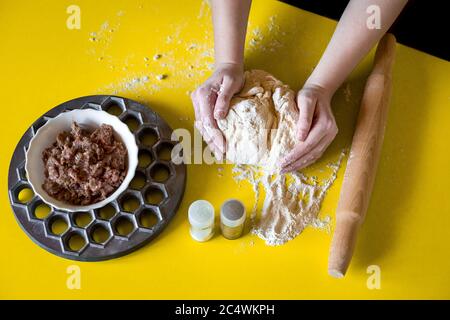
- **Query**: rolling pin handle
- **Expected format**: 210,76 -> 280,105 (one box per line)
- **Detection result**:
328,211 -> 362,278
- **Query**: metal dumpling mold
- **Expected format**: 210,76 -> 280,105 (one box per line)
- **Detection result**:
8,95 -> 186,261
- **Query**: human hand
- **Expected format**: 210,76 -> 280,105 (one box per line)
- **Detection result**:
279,83 -> 338,173
191,63 -> 244,159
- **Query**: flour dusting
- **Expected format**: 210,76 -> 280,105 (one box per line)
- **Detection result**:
233,150 -> 345,246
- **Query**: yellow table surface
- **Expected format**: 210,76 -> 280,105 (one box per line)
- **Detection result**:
1,0 -> 449,299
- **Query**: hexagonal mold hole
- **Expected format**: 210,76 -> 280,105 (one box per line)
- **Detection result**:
138,149 -> 153,168
90,224 -> 111,244
32,201 -> 51,220
120,194 -> 141,213
122,114 -> 140,132
96,204 -> 117,220
114,216 -> 135,237
66,232 -> 87,252
49,215 -> 69,235
130,171 -> 147,190
73,212 -> 93,228
14,185 -> 34,204
156,142 -> 174,161
138,208 -> 160,229
150,163 -> 170,183
103,101 -> 124,116
138,127 -> 158,147
144,186 -> 165,205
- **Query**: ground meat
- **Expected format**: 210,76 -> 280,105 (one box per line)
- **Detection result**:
42,122 -> 128,205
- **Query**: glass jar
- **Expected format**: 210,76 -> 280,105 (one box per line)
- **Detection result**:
188,200 -> 215,242
220,199 -> 246,240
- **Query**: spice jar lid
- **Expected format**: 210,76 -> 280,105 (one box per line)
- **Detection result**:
220,199 -> 246,228
188,200 -> 215,228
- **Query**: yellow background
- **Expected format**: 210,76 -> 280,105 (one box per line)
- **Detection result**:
1,0 -> 449,299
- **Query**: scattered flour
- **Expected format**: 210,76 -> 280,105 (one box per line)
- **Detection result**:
91,17 -> 214,95
233,151 -> 345,246
98,73 -> 158,94
248,15 -> 285,53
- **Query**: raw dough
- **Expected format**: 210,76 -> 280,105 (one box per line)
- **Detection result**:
218,70 -> 345,246
217,70 -> 298,172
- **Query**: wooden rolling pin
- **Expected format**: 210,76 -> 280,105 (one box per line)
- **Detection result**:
328,34 -> 396,278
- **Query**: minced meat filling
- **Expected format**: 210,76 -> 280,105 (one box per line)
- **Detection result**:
42,122 -> 128,205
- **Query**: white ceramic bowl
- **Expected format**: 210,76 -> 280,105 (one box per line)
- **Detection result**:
25,109 -> 138,212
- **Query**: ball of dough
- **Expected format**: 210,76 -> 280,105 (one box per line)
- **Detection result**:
217,70 -> 298,172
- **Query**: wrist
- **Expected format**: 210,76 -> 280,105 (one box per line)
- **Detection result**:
303,77 -> 334,100
214,61 -> 244,71
307,67 -> 350,97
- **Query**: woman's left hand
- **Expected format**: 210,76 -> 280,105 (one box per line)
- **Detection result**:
279,83 -> 338,173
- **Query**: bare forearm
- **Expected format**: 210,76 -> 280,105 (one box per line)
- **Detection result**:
307,0 -> 408,94
211,0 -> 251,67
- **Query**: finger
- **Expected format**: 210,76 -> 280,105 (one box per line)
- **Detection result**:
200,127 -> 223,160
204,142 -> 223,161
192,96 -> 201,123
281,157 -> 315,174
196,87 -> 225,151
192,84 -> 226,160
279,120 -> 327,168
281,135 -> 333,173
195,120 -> 222,159
214,78 -> 234,120
192,98 -> 203,134
204,123 -> 226,155
194,120 -> 204,138
280,138 -> 326,173
281,111 -> 338,172
296,92 -> 317,141
193,90 -> 217,150
195,104 -> 225,158
201,132 -> 223,160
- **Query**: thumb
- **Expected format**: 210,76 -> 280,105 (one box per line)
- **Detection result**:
214,78 -> 235,120
296,92 -> 316,141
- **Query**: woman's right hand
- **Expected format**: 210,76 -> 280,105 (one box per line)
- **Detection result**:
191,62 -> 244,159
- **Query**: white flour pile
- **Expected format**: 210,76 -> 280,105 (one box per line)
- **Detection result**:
218,70 -> 345,245
232,153 -> 345,246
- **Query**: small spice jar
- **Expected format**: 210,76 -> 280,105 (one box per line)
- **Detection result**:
220,199 -> 246,240
188,200 -> 215,242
